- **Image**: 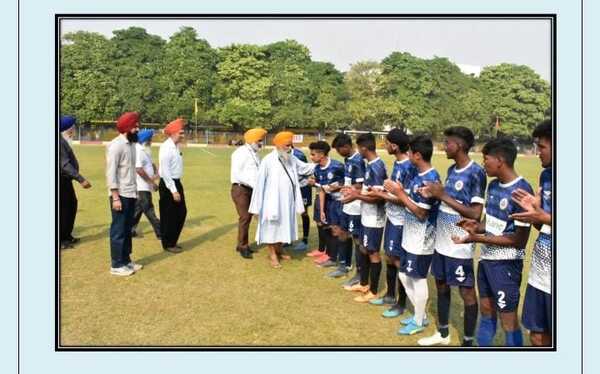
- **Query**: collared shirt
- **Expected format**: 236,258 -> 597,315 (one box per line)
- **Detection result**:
106,134 -> 137,198
135,143 -> 156,192
59,135 -> 85,183
230,144 -> 261,189
159,137 -> 184,193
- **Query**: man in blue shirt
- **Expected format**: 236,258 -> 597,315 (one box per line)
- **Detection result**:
384,135 -> 441,335
453,137 -> 533,346
367,128 -> 416,319
417,126 -> 486,346
341,133 -> 387,303
330,133 -> 366,281
309,141 -> 347,269
512,120 -> 553,346
292,146 -> 312,251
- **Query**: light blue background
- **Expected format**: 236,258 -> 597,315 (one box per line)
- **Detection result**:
5,0 -> 591,373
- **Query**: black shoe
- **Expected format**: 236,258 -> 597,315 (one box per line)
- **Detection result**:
240,248 -> 253,259
68,237 -> 81,245
60,241 -> 74,250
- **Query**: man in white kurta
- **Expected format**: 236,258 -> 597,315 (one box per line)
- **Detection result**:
249,131 -> 314,268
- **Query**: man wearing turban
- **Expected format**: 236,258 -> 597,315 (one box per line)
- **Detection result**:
230,127 -> 267,259
106,111 -> 141,276
249,131 -> 315,268
158,118 -> 187,253
59,115 -> 91,250
131,129 -> 161,240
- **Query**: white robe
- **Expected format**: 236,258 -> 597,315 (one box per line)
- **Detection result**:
249,149 -> 315,245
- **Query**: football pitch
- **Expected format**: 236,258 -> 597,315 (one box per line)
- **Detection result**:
59,145 -> 544,346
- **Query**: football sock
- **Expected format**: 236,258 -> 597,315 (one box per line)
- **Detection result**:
369,261 -> 382,294
505,329 -> 524,347
324,228 -> 338,260
358,251 -> 370,286
396,268 -> 407,308
477,316 -> 498,346
339,238 -> 353,267
398,271 -> 415,308
301,214 -> 310,243
437,287 -> 451,338
385,263 -> 397,299
412,277 -> 429,326
464,302 -> 479,342
317,225 -> 327,252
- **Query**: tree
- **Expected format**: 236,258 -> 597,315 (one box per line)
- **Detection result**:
108,27 -> 166,121
211,44 -> 273,130
479,63 -> 551,138
60,31 -> 118,122
153,27 -> 219,123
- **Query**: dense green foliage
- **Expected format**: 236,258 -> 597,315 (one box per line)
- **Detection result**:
60,27 -> 551,139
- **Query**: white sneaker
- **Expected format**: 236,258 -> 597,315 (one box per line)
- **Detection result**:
110,266 -> 134,277
127,261 -> 143,272
418,331 -> 451,346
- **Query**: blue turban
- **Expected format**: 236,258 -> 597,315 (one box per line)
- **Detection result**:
138,129 -> 154,144
59,115 -> 76,132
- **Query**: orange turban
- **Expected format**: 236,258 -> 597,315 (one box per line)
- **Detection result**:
273,131 -> 294,147
164,118 -> 185,136
116,112 -> 139,133
244,128 -> 267,144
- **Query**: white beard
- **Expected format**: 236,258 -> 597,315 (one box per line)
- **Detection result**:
62,132 -> 73,146
278,149 -> 291,162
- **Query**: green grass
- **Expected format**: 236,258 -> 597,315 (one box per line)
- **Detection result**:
60,145 -> 543,346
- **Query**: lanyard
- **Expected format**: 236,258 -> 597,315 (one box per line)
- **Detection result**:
278,156 -> 296,202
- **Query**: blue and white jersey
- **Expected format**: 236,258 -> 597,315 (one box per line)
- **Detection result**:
528,167 -> 552,294
342,151 -> 366,216
435,160 -> 487,259
360,157 -> 388,228
314,158 -> 345,200
402,168 -> 441,255
481,176 -> 534,260
292,148 -> 309,188
385,158 -> 418,226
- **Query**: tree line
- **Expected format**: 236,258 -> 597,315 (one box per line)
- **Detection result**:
60,26 -> 551,139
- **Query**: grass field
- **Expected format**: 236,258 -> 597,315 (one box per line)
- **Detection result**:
59,145 -> 544,347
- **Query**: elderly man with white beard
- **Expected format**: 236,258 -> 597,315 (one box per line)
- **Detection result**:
59,115 -> 91,250
249,131 -> 315,269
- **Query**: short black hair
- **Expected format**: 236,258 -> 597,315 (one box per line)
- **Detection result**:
356,133 -> 376,151
332,133 -> 353,148
386,128 -> 410,152
482,137 -> 517,167
409,135 -> 433,162
309,140 -> 331,155
532,119 -> 552,141
443,126 -> 475,151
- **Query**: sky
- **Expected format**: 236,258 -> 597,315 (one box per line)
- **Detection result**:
61,18 -> 551,81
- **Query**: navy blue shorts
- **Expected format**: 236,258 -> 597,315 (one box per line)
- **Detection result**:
325,199 -> 343,226
477,259 -> 523,312
431,251 -> 475,287
342,213 -> 362,239
383,221 -> 404,258
361,226 -> 384,253
522,284 -> 552,334
399,247 -> 433,279
301,186 -> 312,207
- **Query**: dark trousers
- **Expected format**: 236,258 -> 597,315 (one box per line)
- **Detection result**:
231,184 -> 253,251
159,178 -> 187,249
132,191 -> 161,238
109,196 -> 136,268
60,177 -> 77,243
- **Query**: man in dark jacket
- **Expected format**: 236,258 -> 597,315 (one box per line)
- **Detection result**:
59,115 -> 91,249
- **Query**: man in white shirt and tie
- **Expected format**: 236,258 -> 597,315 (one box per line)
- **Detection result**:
230,128 -> 267,259
158,118 -> 186,253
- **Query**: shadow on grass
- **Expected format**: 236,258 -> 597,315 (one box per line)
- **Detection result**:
75,215 -> 215,245
178,222 -> 237,250
136,222 -> 238,266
